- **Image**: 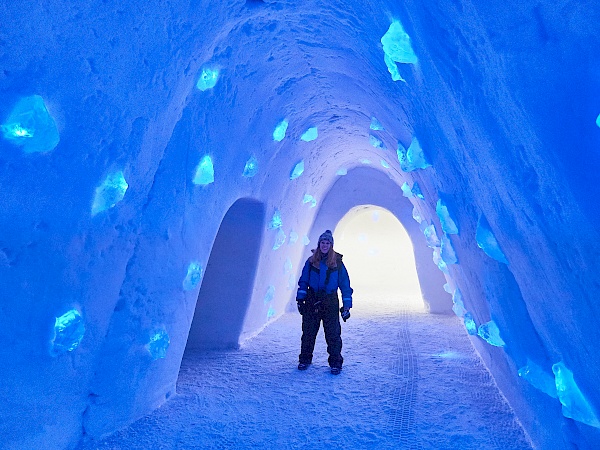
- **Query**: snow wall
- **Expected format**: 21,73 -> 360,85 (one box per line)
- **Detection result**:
1,0 -> 599,448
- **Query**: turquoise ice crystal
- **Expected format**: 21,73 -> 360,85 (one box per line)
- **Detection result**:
477,320 -> 505,347
273,228 -> 286,250
464,312 -> 477,335
553,362 -> 600,428
476,215 -> 508,264
397,138 -> 430,172
264,285 -> 275,304
193,155 -> 214,185
1,95 -> 60,153
300,127 -> 318,142
268,209 -> 283,229
369,135 -> 385,149
436,199 -> 459,235
518,359 -> 557,398
183,262 -> 203,291
381,21 -> 418,82
290,160 -> 305,180
370,117 -> 384,131
51,309 -> 85,355
243,155 -> 259,178
91,171 -> 128,216
196,67 -> 219,91
273,120 -> 289,141
147,328 -> 170,360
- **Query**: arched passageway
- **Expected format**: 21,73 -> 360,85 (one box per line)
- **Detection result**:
333,205 -> 425,312
185,198 -> 265,351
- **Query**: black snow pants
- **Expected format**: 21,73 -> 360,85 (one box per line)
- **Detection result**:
299,292 -> 343,368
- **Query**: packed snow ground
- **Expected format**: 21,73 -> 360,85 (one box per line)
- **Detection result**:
81,291 -> 532,449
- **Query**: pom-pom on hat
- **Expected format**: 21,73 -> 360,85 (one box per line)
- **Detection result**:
318,229 -> 334,246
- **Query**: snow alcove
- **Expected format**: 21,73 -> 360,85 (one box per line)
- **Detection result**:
1,0 -> 600,449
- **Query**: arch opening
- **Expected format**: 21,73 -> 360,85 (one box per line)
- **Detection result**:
333,205 -> 425,313
184,198 -> 265,351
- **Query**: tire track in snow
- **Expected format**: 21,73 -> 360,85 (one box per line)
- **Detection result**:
387,310 -> 422,449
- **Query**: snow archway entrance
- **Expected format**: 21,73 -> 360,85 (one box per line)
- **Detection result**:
333,205 -> 425,312
185,198 -> 265,350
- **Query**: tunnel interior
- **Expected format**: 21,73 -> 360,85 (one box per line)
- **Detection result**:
1,0 -> 600,449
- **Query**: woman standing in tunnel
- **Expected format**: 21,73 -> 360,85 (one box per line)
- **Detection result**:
296,230 -> 353,375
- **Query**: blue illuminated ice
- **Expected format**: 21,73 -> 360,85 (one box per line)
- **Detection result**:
412,207 -> 423,223
452,289 -> 467,317
464,312 -> 477,335
273,120 -> 288,141
91,171 -> 128,216
290,160 -> 305,180
476,215 -> 508,264
51,309 -> 85,355
397,138 -> 431,172
284,258 -> 292,273
267,306 -> 276,319
596,114 -> 600,128
336,168 -> 347,176
411,182 -> 424,199
433,248 -> 449,274
301,127 -> 318,142
436,199 -> 459,235
370,117 -> 384,131
518,359 -> 557,398
553,362 -> 600,428
381,21 -> 418,82
268,209 -> 282,229
380,159 -> 390,169
384,54 -> 405,82
289,231 -> 299,244
1,95 -> 60,153
264,285 -> 275,304
302,235 -> 310,246
302,194 -> 317,208
146,328 -> 170,360
273,228 -> 286,250
196,67 -> 219,91
183,262 -> 203,291
369,135 -> 386,149
423,224 -> 441,248
401,182 -> 413,197
441,235 -> 458,265
193,155 -> 214,185
360,158 -> 372,165
477,320 -> 505,347
243,155 -> 258,178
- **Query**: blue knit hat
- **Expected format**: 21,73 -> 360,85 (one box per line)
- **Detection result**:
318,229 -> 334,246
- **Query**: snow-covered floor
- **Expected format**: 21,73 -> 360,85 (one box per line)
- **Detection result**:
81,292 -> 532,449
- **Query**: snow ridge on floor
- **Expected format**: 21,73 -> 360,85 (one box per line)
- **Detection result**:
81,294 -> 532,449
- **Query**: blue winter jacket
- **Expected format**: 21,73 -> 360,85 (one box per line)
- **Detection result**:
296,252 -> 353,309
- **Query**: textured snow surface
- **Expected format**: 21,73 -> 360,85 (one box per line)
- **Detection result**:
82,293 -> 531,450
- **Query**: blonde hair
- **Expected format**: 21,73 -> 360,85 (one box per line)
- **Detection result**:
309,247 -> 338,269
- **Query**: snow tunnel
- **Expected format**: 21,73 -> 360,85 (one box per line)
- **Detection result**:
1,0 -> 600,449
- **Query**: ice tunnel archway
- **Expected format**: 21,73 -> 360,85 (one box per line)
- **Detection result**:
310,166 -> 451,314
185,198 -> 265,350
333,205 -> 425,312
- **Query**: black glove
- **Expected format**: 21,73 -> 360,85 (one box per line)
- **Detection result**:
297,300 -> 306,315
340,307 -> 350,322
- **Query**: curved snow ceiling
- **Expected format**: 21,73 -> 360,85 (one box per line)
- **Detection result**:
2,0 -> 600,449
